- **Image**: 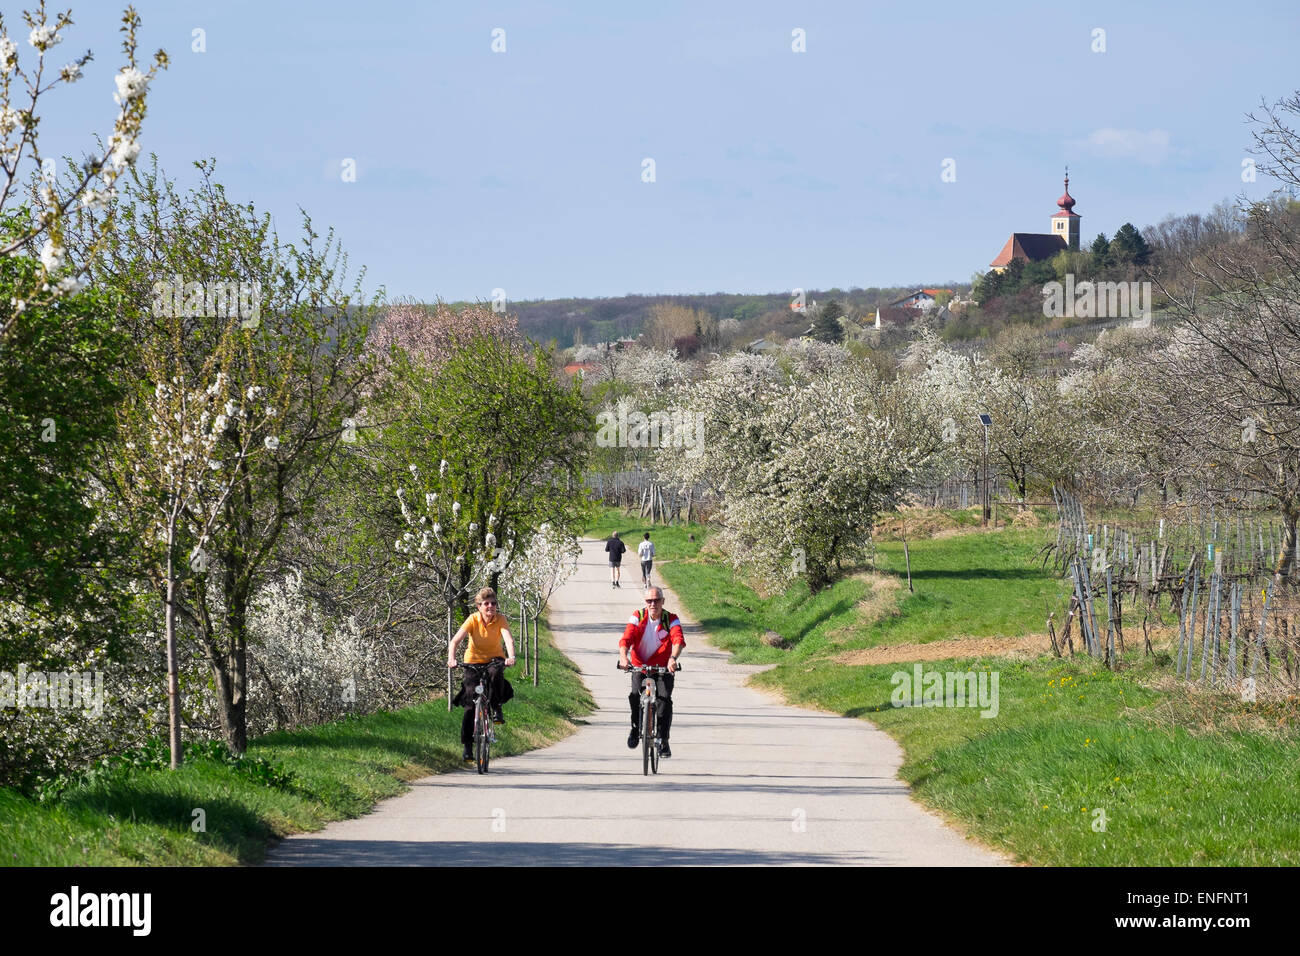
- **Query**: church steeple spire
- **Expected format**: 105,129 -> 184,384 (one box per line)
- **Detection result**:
1056,167 -> 1076,213
1051,167 -> 1080,250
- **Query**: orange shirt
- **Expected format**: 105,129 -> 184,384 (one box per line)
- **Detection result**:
463,611 -> 506,663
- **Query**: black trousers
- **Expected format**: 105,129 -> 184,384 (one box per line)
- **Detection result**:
629,670 -> 675,740
460,660 -> 505,745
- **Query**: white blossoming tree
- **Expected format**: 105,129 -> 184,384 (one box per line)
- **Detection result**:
392,457 -> 506,653
110,321 -> 270,768
87,160 -> 380,757
373,327 -> 591,625
0,2 -> 167,343
910,330 -> 1078,503
664,350 -> 945,591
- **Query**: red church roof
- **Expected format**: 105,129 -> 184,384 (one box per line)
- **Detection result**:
990,233 -> 1067,267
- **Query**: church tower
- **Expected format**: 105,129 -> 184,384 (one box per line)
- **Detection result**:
1051,170 -> 1080,250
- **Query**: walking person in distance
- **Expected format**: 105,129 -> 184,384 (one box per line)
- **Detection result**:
605,530 -> 627,589
637,531 -> 655,588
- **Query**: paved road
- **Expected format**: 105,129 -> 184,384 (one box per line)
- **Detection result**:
265,539 -> 1008,866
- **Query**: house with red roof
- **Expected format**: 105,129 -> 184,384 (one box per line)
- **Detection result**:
888,288 -> 953,311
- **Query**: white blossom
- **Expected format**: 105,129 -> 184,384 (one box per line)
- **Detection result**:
112,66 -> 149,104
80,187 -> 113,211
39,239 -> 64,271
28,24 -> 60,50
108,137 -> 140,170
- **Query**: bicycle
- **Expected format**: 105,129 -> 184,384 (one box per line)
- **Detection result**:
618,662 -> 681,775
452,658 -> 503,774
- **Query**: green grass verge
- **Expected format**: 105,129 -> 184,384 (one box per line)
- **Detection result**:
589,507 -> 1300,865
759,653 -> 1300,865
1,617 -> 593,866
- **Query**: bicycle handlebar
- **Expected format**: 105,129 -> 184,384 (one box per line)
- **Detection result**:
618,662 -> 681,673
449,657 -> 506,669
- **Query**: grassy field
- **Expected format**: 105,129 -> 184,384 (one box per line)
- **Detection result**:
588,507 -> 1300,865
589,508 -> 1067,660
1,618 -> 593,866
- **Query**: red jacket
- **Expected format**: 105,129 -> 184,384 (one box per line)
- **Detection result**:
620,607 -> 685,666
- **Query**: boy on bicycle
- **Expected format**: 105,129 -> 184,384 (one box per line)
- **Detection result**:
618,586 -> 684,757
448,587 -> 517,763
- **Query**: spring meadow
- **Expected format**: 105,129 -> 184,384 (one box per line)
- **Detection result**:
0,0 -> 1296,931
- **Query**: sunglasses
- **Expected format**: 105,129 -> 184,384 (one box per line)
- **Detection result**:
645,598 -> 663,604
479,601 -> 498,607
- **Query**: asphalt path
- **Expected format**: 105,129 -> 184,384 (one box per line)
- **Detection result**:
264,539 -> 1008,866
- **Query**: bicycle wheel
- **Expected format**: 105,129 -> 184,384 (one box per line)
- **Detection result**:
476,700 -> 490,774
650,708 -> 660,775
641,695 -> 654,776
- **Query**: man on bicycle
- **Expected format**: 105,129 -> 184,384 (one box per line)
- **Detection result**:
618,586 -> 684,757
448,587 -> 517,763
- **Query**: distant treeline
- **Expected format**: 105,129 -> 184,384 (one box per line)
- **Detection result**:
446,286 -> 969,349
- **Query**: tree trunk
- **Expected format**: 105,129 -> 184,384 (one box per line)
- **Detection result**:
164,517 -> 183,769
214,543 -> 252,755
1272,504 -> 1298,593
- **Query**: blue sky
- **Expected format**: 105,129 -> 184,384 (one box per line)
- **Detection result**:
31,0 -> 1300,302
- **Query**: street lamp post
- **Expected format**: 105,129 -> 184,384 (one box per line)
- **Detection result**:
978,413 -> 992,526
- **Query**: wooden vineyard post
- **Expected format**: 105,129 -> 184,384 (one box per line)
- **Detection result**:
1185,562 -> 1202,678
520,598 -> 528,678
1175,557 -> 1195,677
1252,579 -> 1275,682
1062,594 -> 1078,655
1070,558 -> 1091,655
1228,581 -> 1241,681
1200,558 -> 1222,683
1104,566 -> 1116,667
1083,557 -> 1103,658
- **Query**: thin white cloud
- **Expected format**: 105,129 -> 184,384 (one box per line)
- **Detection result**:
1082,128 -> 1172,165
